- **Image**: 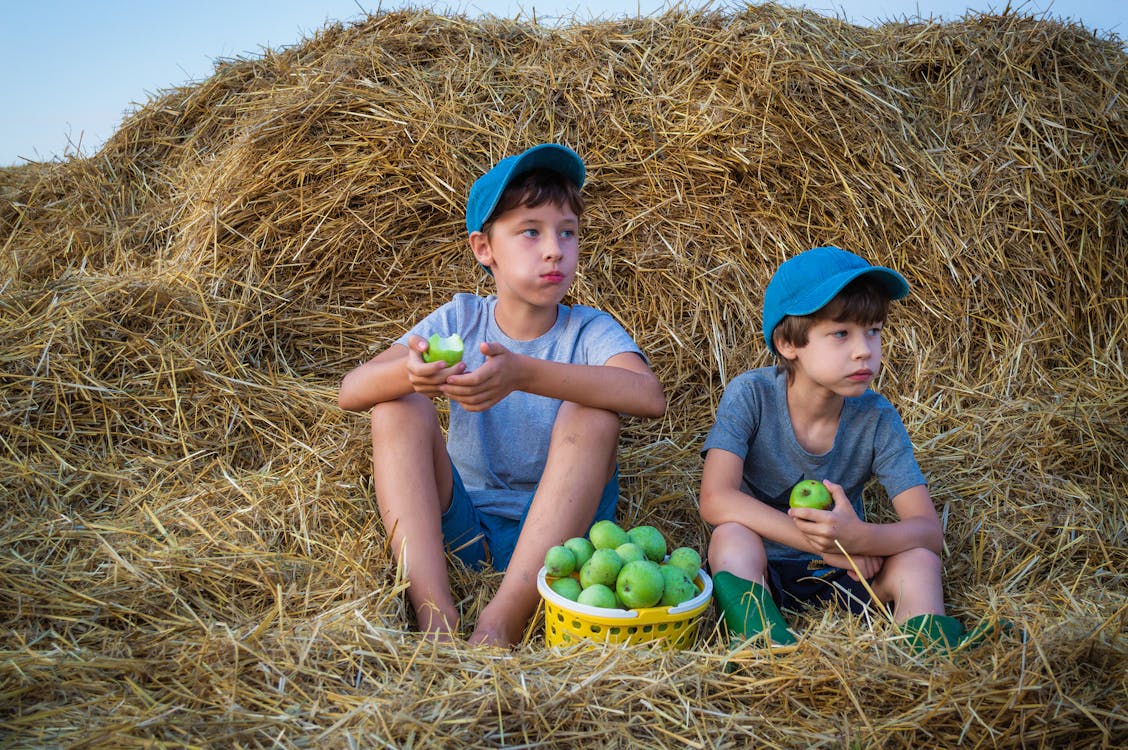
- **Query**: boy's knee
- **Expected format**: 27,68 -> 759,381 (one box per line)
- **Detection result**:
894,546 -> 941,570
708,523 -> 765,567
370,393 -> 440,439
882,546 -> 942,585
553,402 -> 621,447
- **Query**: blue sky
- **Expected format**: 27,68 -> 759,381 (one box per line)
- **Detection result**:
1,1 -> 1123,166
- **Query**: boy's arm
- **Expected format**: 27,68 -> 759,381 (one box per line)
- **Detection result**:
699,451 -> 897,578
440,345 -> 666,418
789,482 -> 943,557
338,336 -> 465,412
699,448 -> 826,552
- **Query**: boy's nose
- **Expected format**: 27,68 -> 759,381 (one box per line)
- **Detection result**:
543,238 -> 564,260
853,335 -> 876,359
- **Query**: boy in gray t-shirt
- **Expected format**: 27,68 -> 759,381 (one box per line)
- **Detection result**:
339,145 -> 665,647
701,246 -> 980,654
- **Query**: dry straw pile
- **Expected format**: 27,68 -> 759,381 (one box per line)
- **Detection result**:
2,4 -> 1125,747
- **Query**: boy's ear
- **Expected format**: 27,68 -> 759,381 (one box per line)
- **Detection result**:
469,231 -> 493,269
776,337 -> 800,361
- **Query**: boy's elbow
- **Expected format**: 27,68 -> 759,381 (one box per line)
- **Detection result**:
697,489 -> 722,526
639,378 -> 666,419
337,375 -> 368,412
337,390 -> 356,412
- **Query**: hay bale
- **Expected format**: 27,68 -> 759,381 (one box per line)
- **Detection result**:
1,5 -> 1125,747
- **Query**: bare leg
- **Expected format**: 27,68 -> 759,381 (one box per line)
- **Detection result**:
708,522 -> 769,585
872,546 -> 945,622
370,393 -> 458,639
469,402 -> 620,647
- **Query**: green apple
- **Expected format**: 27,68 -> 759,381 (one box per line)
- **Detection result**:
549,576 -> 582,602
563,536 -> 595,568
615,559 -> 665,609
543,545 -> 576,577
577,583 -> 618,609
579,548 -> 622,589
615,542 -> 646,564
588,519 -> 630,550
659,564 -> 698,606
422,333 -> 464,365
627,525 -> 667,563
666,546 -> 702,580
789,479 -> 832,510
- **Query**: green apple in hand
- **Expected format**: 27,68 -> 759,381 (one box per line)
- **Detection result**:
789,479 -> 832,510
422,333 -> 464,365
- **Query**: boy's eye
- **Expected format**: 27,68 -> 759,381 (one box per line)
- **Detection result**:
522,228 -> 539,238
560,229 -> 576,239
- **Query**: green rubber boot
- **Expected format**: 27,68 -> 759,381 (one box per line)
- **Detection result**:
901,614 -> 966,655
712,570 -> 797,648
957,616 -> 1019,651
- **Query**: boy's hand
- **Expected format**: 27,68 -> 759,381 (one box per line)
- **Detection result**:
440,342 -> 522,412
789,480 -> 868,556
820,551 -> 884,581
405,334 -> 466,396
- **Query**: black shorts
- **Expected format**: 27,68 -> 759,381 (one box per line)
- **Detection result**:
767,559 -> 874,616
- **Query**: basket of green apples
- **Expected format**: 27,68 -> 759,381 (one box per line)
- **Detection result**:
537,521 -> 712,649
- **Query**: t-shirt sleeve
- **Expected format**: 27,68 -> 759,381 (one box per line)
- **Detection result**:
701,374 -> 759,460
576,307 -> 646,365
872,403 -> 928,498
396,300 -> 461,347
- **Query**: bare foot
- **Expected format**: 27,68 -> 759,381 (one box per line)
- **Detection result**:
467,610 -> 523,648
416,604 -> 459,642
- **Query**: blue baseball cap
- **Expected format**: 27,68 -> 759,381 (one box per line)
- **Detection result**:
465,144 -> 586,234
762,246 -> 910,354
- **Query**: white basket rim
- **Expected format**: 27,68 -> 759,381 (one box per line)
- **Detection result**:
537,563 -> 713,620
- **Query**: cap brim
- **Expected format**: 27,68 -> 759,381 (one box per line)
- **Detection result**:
787,266 -> 909,317
469,144 -> 585,236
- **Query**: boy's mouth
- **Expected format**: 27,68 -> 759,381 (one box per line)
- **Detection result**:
541,271 -> 565,283
847,369 -> 873,382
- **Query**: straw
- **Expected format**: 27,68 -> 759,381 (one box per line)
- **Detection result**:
2,5 -> 1125,747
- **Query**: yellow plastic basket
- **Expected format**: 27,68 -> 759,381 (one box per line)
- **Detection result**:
537,566 -> 713,650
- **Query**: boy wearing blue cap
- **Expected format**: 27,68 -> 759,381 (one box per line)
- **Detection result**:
700,246 -> 977,653
339,145 -> 665,647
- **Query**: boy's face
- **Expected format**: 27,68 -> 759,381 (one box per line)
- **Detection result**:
470,200 -> 579,309
777,318 -> 883,397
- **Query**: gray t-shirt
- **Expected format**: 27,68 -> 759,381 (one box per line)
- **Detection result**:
701,367 -> 926,565
399,293 -> 644,520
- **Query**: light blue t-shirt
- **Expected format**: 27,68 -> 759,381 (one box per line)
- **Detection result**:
702,367 -> 926,565
399,293 -> 645,521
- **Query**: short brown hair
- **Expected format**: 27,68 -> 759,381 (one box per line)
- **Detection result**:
480,168 -> 584,237
772,276 -> 892,379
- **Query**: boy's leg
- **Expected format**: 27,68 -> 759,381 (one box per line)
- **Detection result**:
369,393 -> 458,639
872,546 -> 969,654
871,546 -> 945,622
469,402 -> 620,647
709,523 -> 797,647
876,547 -> 1019,654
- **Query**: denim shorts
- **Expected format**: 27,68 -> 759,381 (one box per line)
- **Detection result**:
768,558 -> 875,615
441,463 -> 619,571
